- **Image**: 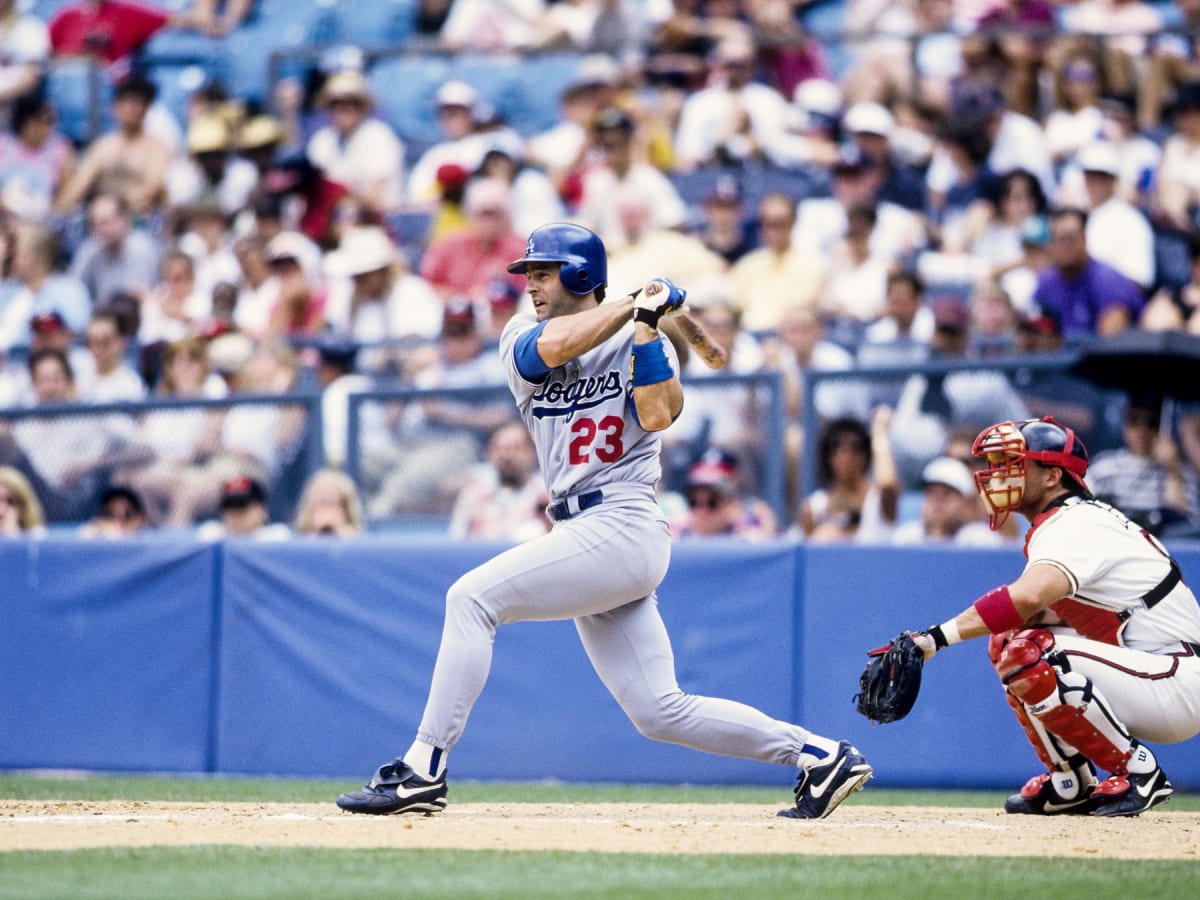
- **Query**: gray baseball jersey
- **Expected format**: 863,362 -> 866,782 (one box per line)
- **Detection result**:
499,311 -> 670,502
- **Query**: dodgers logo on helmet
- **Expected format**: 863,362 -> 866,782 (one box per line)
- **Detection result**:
507,223 -> 607,295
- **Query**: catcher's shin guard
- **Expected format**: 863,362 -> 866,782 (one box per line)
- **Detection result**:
994,629 -> 1134,774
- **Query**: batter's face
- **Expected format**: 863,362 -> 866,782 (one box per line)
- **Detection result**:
524,263 -> 587,321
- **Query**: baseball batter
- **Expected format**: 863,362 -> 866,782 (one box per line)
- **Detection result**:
894,417 -> 1200,816
338,223 -> 872,819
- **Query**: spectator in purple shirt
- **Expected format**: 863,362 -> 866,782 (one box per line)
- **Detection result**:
1031,207 -> 1143,338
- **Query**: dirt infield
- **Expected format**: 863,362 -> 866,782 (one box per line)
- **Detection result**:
3,800 -> 1199,857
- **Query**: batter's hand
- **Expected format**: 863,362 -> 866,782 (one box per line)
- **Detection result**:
634,278 -> 687,328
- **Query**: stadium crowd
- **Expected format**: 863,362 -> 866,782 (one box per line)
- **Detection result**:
1,0 -> 1199,545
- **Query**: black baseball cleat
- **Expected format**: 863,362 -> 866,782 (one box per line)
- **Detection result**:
778,741 -> 872,819
1004,772 -> 1096,815
1089,768 -> 1173,817
336,758 -> 448,815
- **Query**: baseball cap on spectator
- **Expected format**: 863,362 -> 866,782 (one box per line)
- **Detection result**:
320,70 -> 372,107
931,296 -> 969,334
793,78 -> 841,117
464,176 -> 511,217
324,226 -> 396,278
574,53 -> 621,89
703,175 -> 742,207
435,80 -> 480,113
1077,142 -> 1119,177
266,232 -> 309,266
207,331 -> 255,375
949,78 -> 1003,122
442,299 -> 477,336
684,457 -> 738,504
920,456 -> 975,496
31,310 -> 69,333
220,476 -> 266,510
435,162 -> 470,196
316,337 -> 358,372
832,144 -> 874,175
843,101 -> 893,137
187,115 -> 230,155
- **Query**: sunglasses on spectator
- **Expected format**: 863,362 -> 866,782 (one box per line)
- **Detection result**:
0,492 -> 22,509
687,492 -> 725,510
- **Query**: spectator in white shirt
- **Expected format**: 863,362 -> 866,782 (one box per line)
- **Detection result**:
576,106 -> 687,250
1075,141 -> 1156,291
306,69 -> 405,217
673,30 -> 793,172
0,0 -> 48,123
78,308 -> 145,403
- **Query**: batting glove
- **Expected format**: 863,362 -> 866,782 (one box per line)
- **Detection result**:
634,278 -> 687,328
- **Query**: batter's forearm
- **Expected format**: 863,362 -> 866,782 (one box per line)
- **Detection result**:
537,296 -> 635,367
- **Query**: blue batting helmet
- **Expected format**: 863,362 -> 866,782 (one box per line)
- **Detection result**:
506,222 -> 607,295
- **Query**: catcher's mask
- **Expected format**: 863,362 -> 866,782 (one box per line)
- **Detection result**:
972,417 -> 1091,530
506,222 -> 607,295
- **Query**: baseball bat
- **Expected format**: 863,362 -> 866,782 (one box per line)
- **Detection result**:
631,284 -> 729,371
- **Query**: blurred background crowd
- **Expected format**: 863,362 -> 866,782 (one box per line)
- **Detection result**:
1,0 -> 1199,547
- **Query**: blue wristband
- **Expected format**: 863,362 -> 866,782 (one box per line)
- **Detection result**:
631,338 -> 673,387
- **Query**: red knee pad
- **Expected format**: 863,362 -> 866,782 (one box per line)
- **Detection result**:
995,630 -> 1058,705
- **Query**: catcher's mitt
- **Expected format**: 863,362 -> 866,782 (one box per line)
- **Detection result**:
854,632 -> 925,724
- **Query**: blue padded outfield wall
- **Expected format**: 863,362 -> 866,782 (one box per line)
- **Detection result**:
2,538 -> 1198,790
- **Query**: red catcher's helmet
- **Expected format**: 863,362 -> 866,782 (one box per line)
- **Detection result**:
971,417 -> 1091,530
506,222 -> 607,295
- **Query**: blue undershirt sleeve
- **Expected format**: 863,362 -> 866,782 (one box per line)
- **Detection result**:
513,320 -> 552,382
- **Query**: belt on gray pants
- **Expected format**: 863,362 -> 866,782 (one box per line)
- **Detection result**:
547,490 -> 603,522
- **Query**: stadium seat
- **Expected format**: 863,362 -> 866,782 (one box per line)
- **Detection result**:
1153,226 -> 1194,294
44,57 -> 110,146
141,28 -> 223,63
507,53 -> 583,135
146,63 -> 211,132
366,54 -> 455,145
384,209 -> 434,266
217,16 -> 318,106
319,0 -> 419,49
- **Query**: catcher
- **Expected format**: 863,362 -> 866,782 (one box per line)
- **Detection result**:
859,417 -> 1200,816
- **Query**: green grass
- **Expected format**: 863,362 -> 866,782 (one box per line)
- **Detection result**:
2,774 -> 1197,899
0,849 -> 1196,900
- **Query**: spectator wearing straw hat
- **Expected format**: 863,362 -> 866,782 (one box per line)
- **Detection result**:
306,69 -> 405,217
165,113 -> 259,216
322,225 -> 442,369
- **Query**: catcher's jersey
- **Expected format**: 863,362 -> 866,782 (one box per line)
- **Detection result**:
499,312 -> 677,502
1025,496 -> 1200,652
